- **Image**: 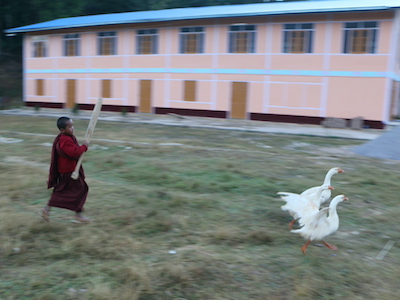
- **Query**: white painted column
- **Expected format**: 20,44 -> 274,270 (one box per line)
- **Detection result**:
320,14 -> 334,118
165,25 -> 172,108
383,10 -> 400,122
263,17 -> 273,114
211,22 -> 220,111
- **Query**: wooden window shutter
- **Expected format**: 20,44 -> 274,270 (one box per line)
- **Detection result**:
36,42 -> 45,57
142,36 -> 152,54
66,40 -> 75,56
352,30 -> 368,53
100,38 -> 113,55
236,32 -> 248,53
292,31 -> 305,53
184,81 -> 196,101
104,38 -> 111,55
186,34 -> 197,53
102,79 -> 111,98
36,79 -> 44,96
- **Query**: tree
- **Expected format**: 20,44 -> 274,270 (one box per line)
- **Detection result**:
32,0 -> 84,22
1,0 -> 84,57
1,0 -> 310,58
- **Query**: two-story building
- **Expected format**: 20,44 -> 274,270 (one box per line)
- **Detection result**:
5,0 -> 400,128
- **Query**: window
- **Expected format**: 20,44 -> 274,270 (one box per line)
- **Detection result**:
228,25 -> 256,53
34,41 -> 46,57
137,29 -> 158,54
98,32 -> 117,55
283,23 -> 314,53
180,27 -> 204,54
102,79 -> 111,98
63,34 -> 80,56
36,79 -> 44,96
184,81 -> 196,101
343,22 -> 378,54
32,36 -> 47,57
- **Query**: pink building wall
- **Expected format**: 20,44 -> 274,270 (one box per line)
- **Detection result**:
22,10 -> 400,128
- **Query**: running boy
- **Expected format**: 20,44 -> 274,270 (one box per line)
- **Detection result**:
39,117 -> 90,223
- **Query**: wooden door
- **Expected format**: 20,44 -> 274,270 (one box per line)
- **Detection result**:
36,79 -> 44,96
66,79 -> 76,109
102,79 -> 111,98
184,80 -> 196,101
139,80 -> 152,113
230,81 -> 247,119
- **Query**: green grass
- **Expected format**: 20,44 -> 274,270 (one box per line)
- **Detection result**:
0,115 -> 399,299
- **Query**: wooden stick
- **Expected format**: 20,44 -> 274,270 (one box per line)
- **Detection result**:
71,98 -> 103,180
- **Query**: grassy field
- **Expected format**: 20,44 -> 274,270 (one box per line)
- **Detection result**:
0,114 -> 399,300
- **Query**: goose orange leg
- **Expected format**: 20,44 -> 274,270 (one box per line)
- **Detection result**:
301,240 -> 312,255
288,219 -> 297,229
322,241 -> 337,250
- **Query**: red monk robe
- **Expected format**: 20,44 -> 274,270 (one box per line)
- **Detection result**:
47,133 -> 88,212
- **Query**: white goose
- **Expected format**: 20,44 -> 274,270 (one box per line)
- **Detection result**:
278,184 -> 334,229
301,167 -> 344,207
291,195 -> 348,255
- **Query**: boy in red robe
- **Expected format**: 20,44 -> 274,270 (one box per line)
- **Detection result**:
39,117 -> 90,223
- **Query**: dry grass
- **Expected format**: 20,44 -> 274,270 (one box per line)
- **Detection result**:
1,115 -> 400,299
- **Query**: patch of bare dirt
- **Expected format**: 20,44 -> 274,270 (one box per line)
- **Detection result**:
3,156 -> 48,169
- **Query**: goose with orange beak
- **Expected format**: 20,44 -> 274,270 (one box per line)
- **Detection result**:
301,167 -> 344,207
291,195 -> 349,255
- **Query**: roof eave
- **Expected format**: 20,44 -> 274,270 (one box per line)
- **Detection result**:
4,6 -> 398,34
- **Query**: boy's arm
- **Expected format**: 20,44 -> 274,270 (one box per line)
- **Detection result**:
60,137 -> 88,158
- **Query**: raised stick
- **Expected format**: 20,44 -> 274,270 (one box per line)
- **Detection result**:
71,98 -> 103,180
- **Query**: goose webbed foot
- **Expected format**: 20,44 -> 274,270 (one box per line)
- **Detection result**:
301,240 -> 311,255
289,219 -> 296,229
323,240 -> 338,250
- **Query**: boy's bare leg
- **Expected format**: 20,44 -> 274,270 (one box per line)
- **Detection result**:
38,206 -> 51,222
74,212 -> 90,223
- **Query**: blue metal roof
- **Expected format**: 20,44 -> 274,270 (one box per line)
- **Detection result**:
5,0 -> 400,34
